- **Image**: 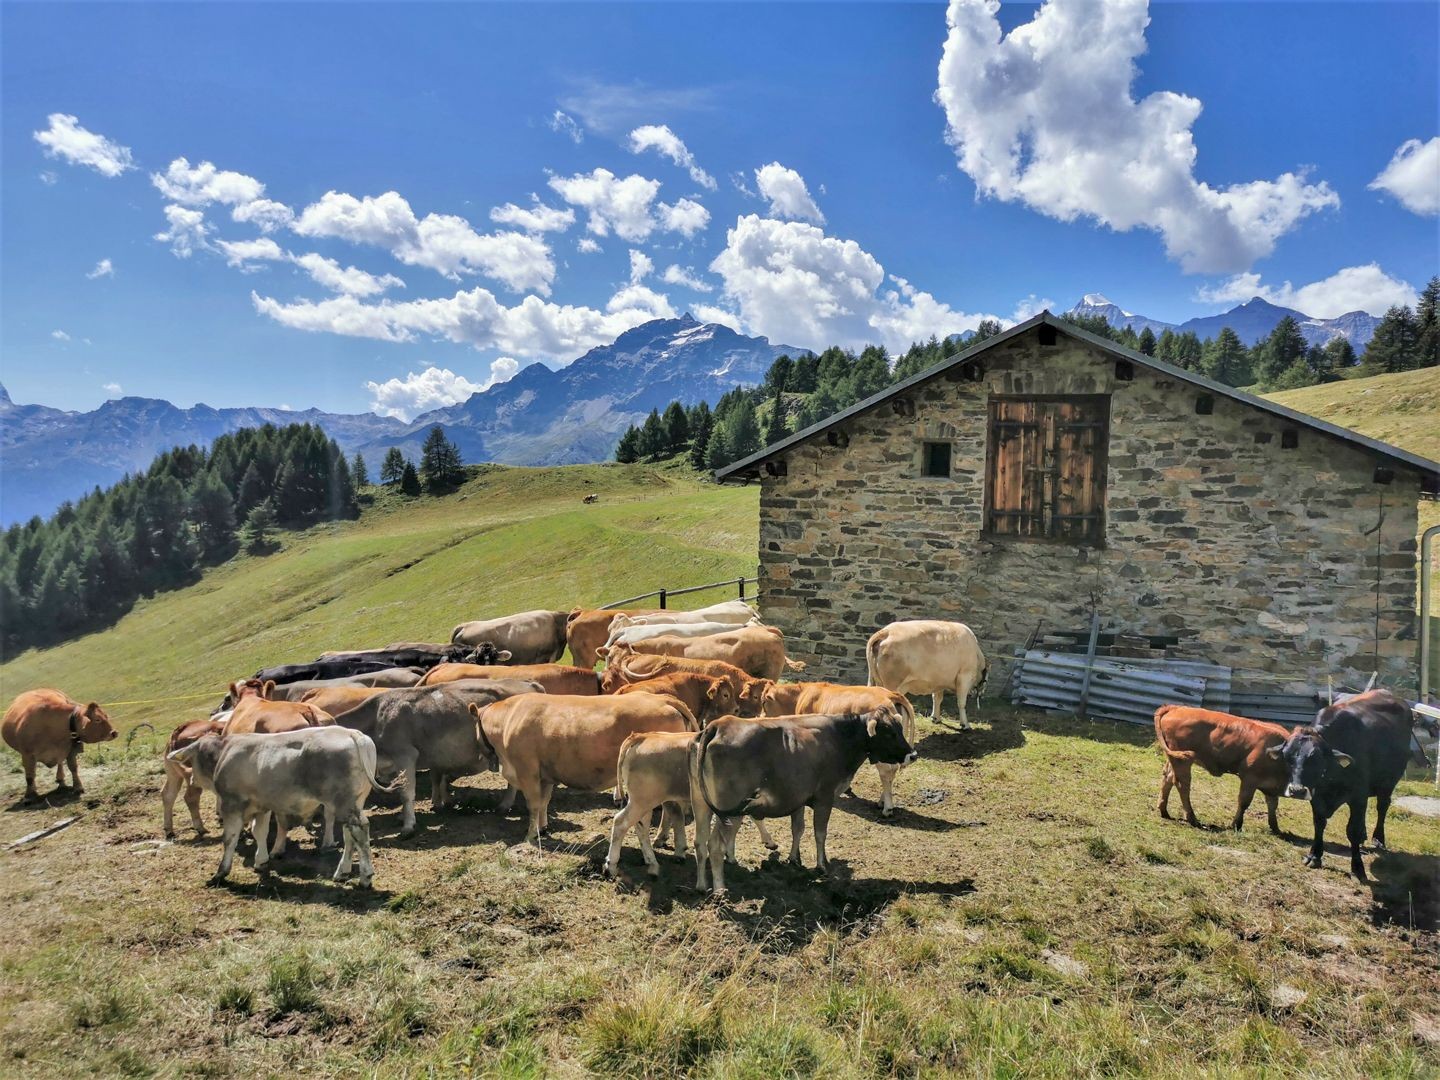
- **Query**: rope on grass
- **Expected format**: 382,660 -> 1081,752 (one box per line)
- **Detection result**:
104,691 -> 219,707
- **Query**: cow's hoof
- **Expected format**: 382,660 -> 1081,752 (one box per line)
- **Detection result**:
647,865 -> 660,878
207,874 -> 229,887
164,830 -> 177,840
1303,853 -> 1322,869
354,879 -> 373,890
762,841 -> 779,852
397,828 -> 415,841
880,806 -> 895,819
1370,839 -> 1387,852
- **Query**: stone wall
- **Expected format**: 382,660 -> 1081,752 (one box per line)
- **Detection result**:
755,328 -> 1426,695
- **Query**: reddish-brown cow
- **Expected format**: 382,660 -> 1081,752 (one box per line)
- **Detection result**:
1154,705 -> 1291,833
2,689 -> 118,800
614,672 -> 736,726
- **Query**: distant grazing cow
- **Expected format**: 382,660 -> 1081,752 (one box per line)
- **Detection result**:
420,662 -> 600,695
161,714 -> 229,838
170,727 -> 400,887
599,650 -> 767,716
614,672 -> 737,726
470,691 -> 698,844
689,711 -> 917,893
758,682 -> 916,816
583,493 -> 599,504
566,608 -> 664,670
1270,690 -> 1413,881
450,610 -> 569,664
2,689 -> 118,800
1153,705 -> 1290,833
226,680 -> 335,735
331,680 -> 542,835
615,625 -> 804,681
867,620 -> 988,726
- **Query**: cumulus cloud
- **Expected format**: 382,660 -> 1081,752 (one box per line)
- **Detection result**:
690,303 -> 742,332
1009,293 -> 1054,323
710,214 -> 993,352
33,114 -> 135,177
232,197 -> 295,233
152,157 -> 263,207
364,366 -> 486,420
549,110 -> 584,143
628,249 -> 653,284
547,168 -> 709,241
103,382 -> 123,396
489,198 -> 576,233
155,204 -> 212,257
252,280 -> 677,360
39,170 -> 58,186
215,236 -> 287,270
1195,263 -> 1419,318
1369,137 -> 1440,217
935,0 -> 1338,273
627,125 -> 716,190
661,264 -> 713,292
292,253 -> 404,297
577,237 -> 602,254
294,190 -> 554,294
51,329 -> 71,342
87,258 -> 114,280
754,163 -> 824,223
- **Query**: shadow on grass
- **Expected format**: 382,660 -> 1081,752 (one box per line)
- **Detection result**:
4,785 -> 85,812
1368,850 -> 1439,931
916,708 -> 1026,763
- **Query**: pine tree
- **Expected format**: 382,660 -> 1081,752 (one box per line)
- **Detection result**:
400,461 -> 422,496
638,409 -> 666,461
1418,276 -> 1439,368
1362,305 -> 1419,374
1137,327 -> 1157,356
727,399 -> 761,460
1201,327 -> 1249,386
380,447 -> 407,485
662,401 -> 689,455
703,424 -> 733,472
973,319 -> 1003,342
614,425 -> 642,464
235,461 -> 267,517
765,388 -> 788,445
188,471 -> 237,559
420,425 -> 463,491
242,498 -> 277,554
1256,316 -> 1307,386
764,355 -> 794,394
1321,336 -> 1357,375
352,453 -> 370,488
688,404 -> 713,470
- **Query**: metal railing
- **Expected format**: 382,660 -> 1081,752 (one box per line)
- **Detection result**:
600,576 -> 758,610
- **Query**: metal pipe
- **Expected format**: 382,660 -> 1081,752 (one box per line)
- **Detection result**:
1422,524 -> 1440,706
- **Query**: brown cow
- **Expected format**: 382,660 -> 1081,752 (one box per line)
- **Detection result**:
615,672 -> 736,726
2,689 -> 118,800
1154,705 -> 1291,833
565,608 -> 664,670
419,662 -> 599,695
607,625 -> 803,682
226,680 -> 335,735
757,681 -> 917,817
598,648 -> 764,712
299,685 -> 390,718
469,691 -> 697,843
161,715 -> 228,837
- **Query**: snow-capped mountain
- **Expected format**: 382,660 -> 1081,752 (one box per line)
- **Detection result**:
1066,295 -> 1382,348
1068,294 -> 1176,338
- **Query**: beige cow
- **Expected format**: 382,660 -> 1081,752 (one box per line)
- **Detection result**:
611,625 -> 804,682
866,620 -> 988,727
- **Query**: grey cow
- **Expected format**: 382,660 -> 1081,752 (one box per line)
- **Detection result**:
330,680 -> 543,835
170,726 -> 398,887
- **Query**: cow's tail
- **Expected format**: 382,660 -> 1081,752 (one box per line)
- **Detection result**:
692,723 -> 758,821
450,624 -> 465,645
670,698 -> 700,733
865,632 -> 882,687
893,694 -> 917,743
347,728 -> 406,794
614,736 -> 634,805
1152,705 -> 1196,763
783,656 -> 807,672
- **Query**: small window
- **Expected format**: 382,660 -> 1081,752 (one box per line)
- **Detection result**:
1195,394 -> 1214,415
1281,429 -> 1299,449
921,441 -> 952,478
985,396 -> 1109,545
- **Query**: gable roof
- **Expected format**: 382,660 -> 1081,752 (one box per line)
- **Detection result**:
715,311 -> 1440,489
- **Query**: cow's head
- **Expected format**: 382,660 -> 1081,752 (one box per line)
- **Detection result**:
972,661 -> 990,704
701,677 -> 737,722
465,642 -> 513,666
1267,728 -> 1351,801
734,678 -> 770,717
598,665 -> 626,693
862,708 -> 917,766
168,733 -> 224,790
230,679 -> 267,703
466,702 -> 501,771
72,702 -> 118,743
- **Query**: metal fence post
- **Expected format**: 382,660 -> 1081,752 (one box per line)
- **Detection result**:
659,588 -> 667,610
737,577 -> 745,600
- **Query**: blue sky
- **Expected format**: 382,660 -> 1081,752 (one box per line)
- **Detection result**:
2,1 -> 1436,419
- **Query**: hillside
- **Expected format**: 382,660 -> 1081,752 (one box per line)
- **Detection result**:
1265,365 -> 1440,462
0,461 -> 758,730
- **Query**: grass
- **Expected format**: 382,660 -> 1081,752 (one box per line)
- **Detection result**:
0,397 -> 1438,1076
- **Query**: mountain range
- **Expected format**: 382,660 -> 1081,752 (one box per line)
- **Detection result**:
1067,294 -> 1382,348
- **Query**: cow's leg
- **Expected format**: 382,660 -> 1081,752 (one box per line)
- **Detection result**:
351,815 -> 376,888
1346,799 -> 1368,882
605,800 -> 639,877
954,681 -> 970,728
397,756 -> 419,838
432,772 -> 448,812
692,801 -> 713,890
1303,805 -> 1327,869
333,822 -> 355,881
788,809 -> 806,866
1158,761 -> 1175,820
161,768 -> 183,838
930,692 -> 944,723
537,782 -> 555,835
21,753 -> 38,800
55,760 -> 68,789
1372,791 -> 1391,850
634,810 -> 661,877
875,762 -> 899,818
185,781 -> 206,835
1172,759 -> 1200,827
708,818 -> 737,895
1232,779 -> 1258,832
271,814 -> 290,861
813,802 -> 834,873
252,811 -> 273,871
1264,792 -> 1281,836
215,807 -> 244,882
752,817 -> 778,852
521,781 -> 548,845
495,783 -> 519,814
66,746 -> 82,791
320,803 -> 337,851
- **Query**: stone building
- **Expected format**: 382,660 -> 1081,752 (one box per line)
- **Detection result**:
717,314 -> 1440,695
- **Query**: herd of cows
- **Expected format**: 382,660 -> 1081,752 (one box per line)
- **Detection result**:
0,598 -> 1428,891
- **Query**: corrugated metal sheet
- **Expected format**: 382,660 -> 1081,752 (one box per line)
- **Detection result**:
1229,690 -> 1322,727
1012,650 -> 1212,726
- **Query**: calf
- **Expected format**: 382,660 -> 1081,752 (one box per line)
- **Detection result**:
598,649 -> 764,714
867,620 -> 987,726
758,681 -> 917,816
170,727 -> 400,887
2,689 -> 118,800
419,662 -> 600,695
226,680 -> 335,735
161,714 -> 228,838
470,691 -> 697,844
689,711 -> 917,893
1153,705 -> 1290,833
614,672 -> 736,726
1270,690 -> 1413,881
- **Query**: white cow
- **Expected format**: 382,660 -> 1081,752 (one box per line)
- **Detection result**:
169,726 -> 401,887
601,619 -> 753,655
866,620 -> 988,727
606,600 -> 757,635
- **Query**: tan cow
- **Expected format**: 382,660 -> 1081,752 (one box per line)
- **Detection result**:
598,649 -> 767,716
299,685 -> 390,718
866,620 -> 988,726
450,609 -> 570,664
161,715 -> 228,837
565,608 -> 664,670
2,689 -> 118,800
469,691 -> 697,843
226,680 -> 335,735
420,662 -> 599,695
612,625 -> 804,681
614,672 -> 736,726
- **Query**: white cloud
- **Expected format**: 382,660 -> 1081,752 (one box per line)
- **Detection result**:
87,258 -> 114,280
155,204 -> 212,258
489,198 -> 576,233
558,79 -> 718,138
690,303 -> 742,332
730,172 -> 756,198
51,329 -> 71,342
661,264 -> 713,292
294,190 -> 554,293
33,114 -> 135,177
1009,293 -> 1054,323
485,356 -> 520,389
215,236 -> 287,270
103,382 -> 122,396
710,214 -> 994,352
627,125 -> 716,190
754,163 -> 824,223
1369,137 -> 1440,217
232,197 -> 295,233
292,252 -> 404,297
1195,263 -> 1419,318
364,366 -> 486,420
547,168 -> 709,241
252,280 -> 676,360
628,249 -> 653,284
936,0 -> 1338,273
577,237 -> 602,254
152,157 -> 263,207
39,170 -> 58,186
549,110 -> 584,143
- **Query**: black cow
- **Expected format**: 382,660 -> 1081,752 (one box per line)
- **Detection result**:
1269,689 -> 1413,881
253,659 -> 397,686
312,644 -> 507,670
688,710 -> 917,893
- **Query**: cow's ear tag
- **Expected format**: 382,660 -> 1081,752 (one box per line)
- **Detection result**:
1332,751 -> 1353,768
